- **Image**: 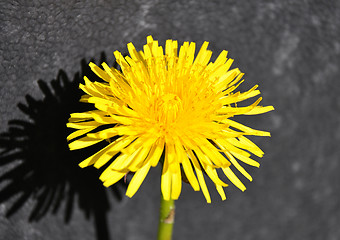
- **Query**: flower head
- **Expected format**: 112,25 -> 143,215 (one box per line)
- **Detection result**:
67,36 -> 274,203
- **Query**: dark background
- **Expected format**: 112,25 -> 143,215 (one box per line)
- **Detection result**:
1,1 -> 339,240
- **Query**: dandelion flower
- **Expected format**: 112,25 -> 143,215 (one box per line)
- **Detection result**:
67,36 -> 274,203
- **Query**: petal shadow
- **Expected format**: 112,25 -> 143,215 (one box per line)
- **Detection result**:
0,53 -> 125,240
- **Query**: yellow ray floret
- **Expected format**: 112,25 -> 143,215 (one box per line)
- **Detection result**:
67,36 -> 274,203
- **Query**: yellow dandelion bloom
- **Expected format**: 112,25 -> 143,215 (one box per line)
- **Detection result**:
67,36 -> 274,203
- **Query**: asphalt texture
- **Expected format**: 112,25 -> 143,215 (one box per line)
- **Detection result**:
1,1 -> 339,240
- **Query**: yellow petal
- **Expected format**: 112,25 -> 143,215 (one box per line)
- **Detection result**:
181,157 -> 200,191
161,154 -> 172,201
126,162 -> 151,198
214,68 -> 240,91
68,136 -> 103,150
222,167 -> 246,191
187,150 -> 211,203
92,136 -> 135,169
109,148 -> 140,172
126,144 -> 153,172
197,138 -> 231,168
148,138 -> 165,167
102,170 -> 126,187
66,121 -> 102,130
89,62 -> 111,82
244,105 -> 275,115
174,143 -> 200,191
216,184 -> 226,201
231,151 -> 260,168
79,139 -> 120,168
214,138 -> 251,157
226,138 -> 261,158
213,50 -> 228,66
68,110 -> 101,122
67,127 -> 96,141
217,97 -> 262,115
238,136 -> 264,157
171,162 -> 182,200
222,119 -> 271,137
87,126 -> 138,139
225,152 -> 252,181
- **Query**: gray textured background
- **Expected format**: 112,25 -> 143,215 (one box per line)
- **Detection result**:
1,0 -> 340,240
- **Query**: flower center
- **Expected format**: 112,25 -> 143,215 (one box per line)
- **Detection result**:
155,93 -> 183,125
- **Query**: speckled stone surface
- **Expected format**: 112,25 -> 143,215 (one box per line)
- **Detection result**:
1,1 -> 340,240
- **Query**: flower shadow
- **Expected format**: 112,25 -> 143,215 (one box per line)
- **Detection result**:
0,53 -> 125,240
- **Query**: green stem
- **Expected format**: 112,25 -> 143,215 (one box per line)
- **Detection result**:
157,195 -> 175,240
